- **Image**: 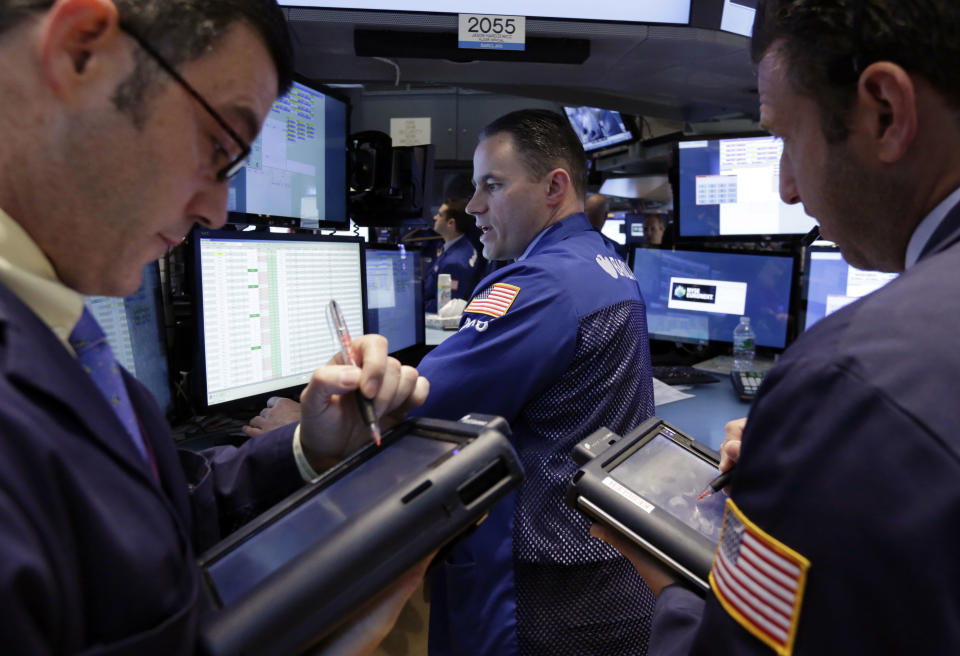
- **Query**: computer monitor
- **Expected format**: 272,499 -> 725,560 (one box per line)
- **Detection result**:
631,246 -> 796,349
191,229 -> 366,409
802,245 -> 898,332
228,80 -> 348,230
84,262 -> 173,415
563,106 -> 637,153
675,133 -> 817,238
364,246 -> 424,354
600,218 -> 627,246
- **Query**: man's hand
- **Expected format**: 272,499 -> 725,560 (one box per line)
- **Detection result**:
298,334 -> 429,472
311,555 -> 433,656
720,417 -> 746,481
590,524 -> 677,597
243,397 -> 303,437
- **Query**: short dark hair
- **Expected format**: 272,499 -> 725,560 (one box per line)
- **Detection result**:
442,197 -> 473,235
751,0 -> 960,143
480,109 -> 587,197
1,1 -> 292,120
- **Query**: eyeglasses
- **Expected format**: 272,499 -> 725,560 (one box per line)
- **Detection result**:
119,24 -> 251,181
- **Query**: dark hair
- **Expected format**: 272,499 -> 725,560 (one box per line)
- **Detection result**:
751,0 -> 960,142
480,109 -> 588,197
442,197 -> 473,235
1,1 -> 292,119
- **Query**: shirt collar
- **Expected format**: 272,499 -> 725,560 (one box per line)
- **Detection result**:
0,207 -> 84,351
442,234 -> 464,253
904,184 -> 960,269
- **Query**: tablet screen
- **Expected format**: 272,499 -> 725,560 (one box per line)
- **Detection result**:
610,434 -> 727,541
208,434 -> 457,604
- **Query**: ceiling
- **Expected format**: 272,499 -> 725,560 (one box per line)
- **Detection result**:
284,7 -> 762,128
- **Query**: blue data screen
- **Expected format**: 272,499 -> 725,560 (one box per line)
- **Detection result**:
803,249 -> 897,331
207,434 -> 456,605
365,249 -> 423,352
633,248 -> 794,348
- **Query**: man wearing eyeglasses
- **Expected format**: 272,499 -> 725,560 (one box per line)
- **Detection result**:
599,1 -> 960,654
0,1 -> 428,653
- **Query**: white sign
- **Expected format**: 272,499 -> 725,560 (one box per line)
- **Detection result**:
667,277 -> 747,316
389,117 -> 431,147
458,14 -> 525,51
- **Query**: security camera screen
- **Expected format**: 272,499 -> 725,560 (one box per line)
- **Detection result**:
610,434 -> 727,542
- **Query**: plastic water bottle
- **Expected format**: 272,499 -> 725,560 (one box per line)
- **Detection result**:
437,273 -> 452,309
732,316 -> 756,371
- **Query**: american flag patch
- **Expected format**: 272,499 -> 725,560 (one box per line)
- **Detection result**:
464,283 -> 520,318
710,499 -> 810,656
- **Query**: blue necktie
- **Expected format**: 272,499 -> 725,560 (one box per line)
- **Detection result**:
69,307 -> 150,464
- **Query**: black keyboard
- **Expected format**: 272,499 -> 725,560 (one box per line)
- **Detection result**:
730,370 -> 766,401
651,365 -> 720,386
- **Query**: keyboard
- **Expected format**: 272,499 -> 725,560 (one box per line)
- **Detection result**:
730,370 -> 766,401
651,365 -> 721,386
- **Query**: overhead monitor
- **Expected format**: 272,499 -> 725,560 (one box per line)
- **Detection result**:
84,262 -> 173,415
228,80 -> 348,229
563,106 -> 636,153
631,246 -> 796,349
720,0 -> 756,37
364,246 -> 425,353
280,1 -> 691,24
802,245 -> 898,332
192,229 -> 366,409
676,134 -> 817,238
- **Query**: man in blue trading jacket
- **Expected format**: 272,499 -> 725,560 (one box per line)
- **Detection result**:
598,1 -> 960,654
423,197 -> 481,312
413,109 -> 657,655
0,1 -> 429,653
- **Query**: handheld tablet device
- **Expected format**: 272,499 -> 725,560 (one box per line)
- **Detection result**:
566,417 -> 727,591
198,414 -> 523,656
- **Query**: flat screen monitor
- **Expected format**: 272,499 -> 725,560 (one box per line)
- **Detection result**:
279,1 -> 691,24
676,134 -> 817,238
364,246 -> 424,353
192,229 -> 366,409
601,218 -> 627,246
84,262 -> 172,414
563,106 -> 636,153
720,0 -> 756,37
228,80 -> 348,229
802,245 -> 898,332
631,246 -> 795,349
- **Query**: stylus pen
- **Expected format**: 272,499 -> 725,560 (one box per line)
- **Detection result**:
801,225 -> 821,247
326,299 -> 382,446
697,466 -> 736,500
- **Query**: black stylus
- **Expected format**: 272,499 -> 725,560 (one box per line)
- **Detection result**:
697,466 -> 735,500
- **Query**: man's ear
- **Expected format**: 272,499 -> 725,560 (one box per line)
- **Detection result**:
544,168 -> 572,205
39,0 -> 121,98
857,61 -> 917,164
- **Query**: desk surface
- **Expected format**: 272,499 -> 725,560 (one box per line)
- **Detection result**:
655,379 -> 752,450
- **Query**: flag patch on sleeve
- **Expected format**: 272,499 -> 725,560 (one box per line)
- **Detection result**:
710,498 -> 810,656
464,283 -> 521,318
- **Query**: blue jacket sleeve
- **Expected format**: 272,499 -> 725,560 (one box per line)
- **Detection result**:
413,265 -> 578,424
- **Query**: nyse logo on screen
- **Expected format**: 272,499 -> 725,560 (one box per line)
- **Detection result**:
672,282 -> 716,304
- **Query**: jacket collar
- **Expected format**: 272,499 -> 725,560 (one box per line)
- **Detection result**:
521,212 -> 591,260
0,282 -> 163,490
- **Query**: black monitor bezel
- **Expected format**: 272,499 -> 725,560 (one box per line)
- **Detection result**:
190,227 -> 368,413
363,243 -> 426,354
673,130 -> 818,242
227,75 -> 351,231
629,242 -> 801,355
